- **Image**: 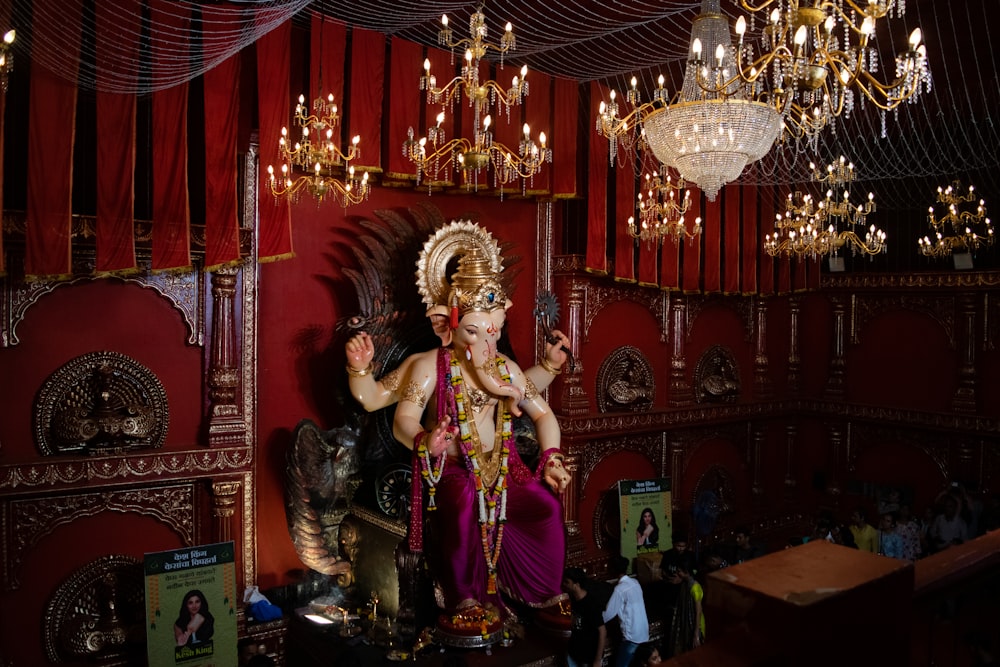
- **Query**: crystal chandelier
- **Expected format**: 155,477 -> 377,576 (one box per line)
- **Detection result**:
266,91 -> 371,207
917,182 -> 993,258
628,167 -> 702,246
597,0 -> 783,201
764,155 -> 887,258
596,0 -> 928,200
732,0 -> 930,142
402,7 -> 551,192
0,29 -> 15,93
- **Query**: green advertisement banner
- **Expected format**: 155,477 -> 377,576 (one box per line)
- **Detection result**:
618,478 -> 672,572
144,542 -> 238,667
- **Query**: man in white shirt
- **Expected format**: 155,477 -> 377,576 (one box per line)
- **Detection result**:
602,555 -> 649,667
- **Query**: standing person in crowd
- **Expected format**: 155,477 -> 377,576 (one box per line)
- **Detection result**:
667,561 -> 705,656
929,492 -> 969,553
562,568 -> 607,667
631,643 -> 664,666
896,504 -> 922,561
658,531 -> 694,654
731,525 -> 765,563
603,555 -> 649,667
850,507 -> 878,553
877,513 -> 904,559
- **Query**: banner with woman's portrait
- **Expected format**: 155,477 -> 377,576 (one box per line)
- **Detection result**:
144,542 -> 237,667
619,478 -> 672,572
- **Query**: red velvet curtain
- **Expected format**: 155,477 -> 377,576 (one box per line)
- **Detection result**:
349,28 -> 384,172
256,19 -> 293,262
525,71 -> 551,196
724,184 -> 741,294
25,0 -> 83,280
637,158 -> 660,286
552,78 -> 578,198
424,46 -> 456,186
201,5 -> 241,270
759,185 -> 775,295
682,188 -> 702,292
387,37 -> 423,181
585,82 -> 608,275
149,0 -> 191,272
741,184 -> 758,294
312,16 -> 346,159
702,191 -> 722,293
614,150 -> 635,282
0,0 -> 8,275
95,0 -> 140,275
777,184 -> 792,294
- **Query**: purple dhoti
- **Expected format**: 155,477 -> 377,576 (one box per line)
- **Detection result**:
427,449 -> 566,611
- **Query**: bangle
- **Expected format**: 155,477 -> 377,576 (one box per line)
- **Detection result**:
346,364 -> 373,378
413,431 -> 428,452
540,358 -> 562,376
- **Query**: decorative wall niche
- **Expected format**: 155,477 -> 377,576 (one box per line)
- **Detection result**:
33,351 -> 169,455
595,345 -> 655,413
693,345 -> 741,404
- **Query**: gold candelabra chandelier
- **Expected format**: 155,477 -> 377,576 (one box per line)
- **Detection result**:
731,0 -> 930,141
0,29 -> 15,93
764,155 -> 886,258
267,92 -> 370,207
596,0 -> 929,200
917,182 -> 993,258
627,167 -> 702,246
402,6 -> 551,192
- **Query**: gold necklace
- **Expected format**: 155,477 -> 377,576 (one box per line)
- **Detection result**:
468,408 -> 503,489
465,386 -> 491,413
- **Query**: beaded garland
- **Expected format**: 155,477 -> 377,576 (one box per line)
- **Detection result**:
419,349 -> 515,596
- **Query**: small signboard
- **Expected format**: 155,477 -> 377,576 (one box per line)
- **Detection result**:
144,542 -> 237,667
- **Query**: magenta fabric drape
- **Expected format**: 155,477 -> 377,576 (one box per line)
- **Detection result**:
586,82 -> 609,275
552,78 -> 578,198
95,0 -> 140,274
387,37 -> 423,181
25,0 -> 83,280
256,19 -> 293,262
348,28 -> 384,172
149,0 -> 191,272
201,5 -> 241,270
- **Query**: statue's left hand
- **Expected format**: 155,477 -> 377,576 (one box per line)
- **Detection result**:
543,459 -> 571,493
345,332 -> 375,371
544,329 -> 571,369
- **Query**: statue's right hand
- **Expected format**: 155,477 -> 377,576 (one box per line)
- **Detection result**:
426,416 -> 456,458
345,332 -> 375,371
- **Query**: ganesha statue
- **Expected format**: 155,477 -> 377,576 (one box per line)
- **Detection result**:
345,221 -> 570,644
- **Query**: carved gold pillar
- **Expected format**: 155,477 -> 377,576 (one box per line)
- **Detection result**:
824,295 -> 847,400
669,435 -> 685,513
562,451 -> 586,561
560,277 -> 590,415
208,266 -> 244,445
753,298 -> 772,399
211,479 -> 242,544
669,294 -> 694,406
788,296 -> 802,395
952,293 -> 978,413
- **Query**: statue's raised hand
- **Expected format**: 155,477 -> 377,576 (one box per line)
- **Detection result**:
345,332 -> 375,372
